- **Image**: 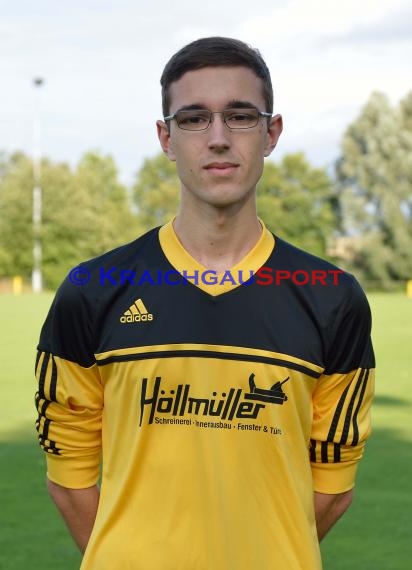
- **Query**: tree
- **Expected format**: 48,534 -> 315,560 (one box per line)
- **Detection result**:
336,92 -> 412,286
0,152 -> 34,277
71,152 -> 138,260
257,153 -> 337,258
400,91 -> 412,133
0,151 -> 138,289
133,153 -> 180,231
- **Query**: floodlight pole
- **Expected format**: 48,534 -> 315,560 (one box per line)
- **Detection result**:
32,77 -> 44,293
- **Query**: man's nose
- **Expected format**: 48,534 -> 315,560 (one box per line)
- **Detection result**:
207,113 -> 231,151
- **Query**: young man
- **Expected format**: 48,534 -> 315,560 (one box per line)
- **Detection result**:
35,37 -> 375,569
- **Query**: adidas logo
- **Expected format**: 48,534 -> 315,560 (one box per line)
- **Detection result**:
120,298 -> 154,323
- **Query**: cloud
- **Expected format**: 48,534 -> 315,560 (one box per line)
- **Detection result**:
237,0 -> 412,47
320,1 -> 412,46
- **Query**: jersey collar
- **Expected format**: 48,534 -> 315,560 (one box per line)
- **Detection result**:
158,219 -> 275,296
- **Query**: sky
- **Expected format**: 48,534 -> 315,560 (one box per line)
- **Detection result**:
1,0 -> 411,184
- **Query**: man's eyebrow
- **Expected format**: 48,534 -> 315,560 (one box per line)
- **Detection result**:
225,100 -> 259,109
176,104 -> 209,112
175,100 -> 259,113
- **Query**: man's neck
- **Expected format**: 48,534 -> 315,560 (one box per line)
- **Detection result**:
173,204 -> 262,273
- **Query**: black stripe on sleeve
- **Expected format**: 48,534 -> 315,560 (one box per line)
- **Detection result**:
49,357 -> 58,402
40,399 -> 49,417
321,441 -> 329,463
36,400 -> 50,432
35,360 -> 62,456
38,352 -> 50,400
42,418 -> 51,441
327,382 -> 352,441
351,369 -> 369,446
340,369 -> 366,445
309,439 -> 316,462
38,437 -> 60,455
333,443 -> 341,462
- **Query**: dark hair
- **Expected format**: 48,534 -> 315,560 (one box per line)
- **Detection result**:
160,36 -> 273,117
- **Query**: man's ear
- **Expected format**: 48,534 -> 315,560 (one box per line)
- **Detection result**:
157,120 -> 176,161
264,114 -> 283,157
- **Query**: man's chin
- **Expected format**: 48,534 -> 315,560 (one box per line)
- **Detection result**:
181,181 -> 255,210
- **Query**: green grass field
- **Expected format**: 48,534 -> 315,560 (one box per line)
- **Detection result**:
0,293 -> 411,569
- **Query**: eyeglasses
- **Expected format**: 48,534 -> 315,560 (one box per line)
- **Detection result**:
164,108 -> 272,131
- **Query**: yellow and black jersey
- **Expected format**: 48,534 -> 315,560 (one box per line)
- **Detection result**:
35,221 -> 375,570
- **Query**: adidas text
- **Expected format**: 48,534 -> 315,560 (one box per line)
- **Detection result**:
120,313 -> 153,323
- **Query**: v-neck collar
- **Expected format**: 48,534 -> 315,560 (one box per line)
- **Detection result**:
158,219 -> 275,297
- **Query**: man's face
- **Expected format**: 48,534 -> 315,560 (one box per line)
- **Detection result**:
157,66 -> 282,209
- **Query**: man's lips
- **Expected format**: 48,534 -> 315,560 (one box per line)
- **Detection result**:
203,162 -> 239,174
